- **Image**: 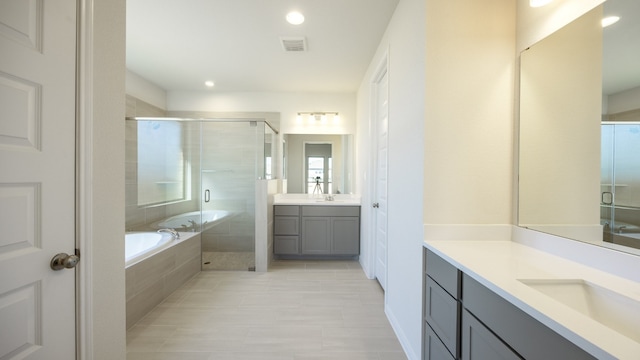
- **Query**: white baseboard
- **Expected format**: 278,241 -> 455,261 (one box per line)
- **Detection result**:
385,304 -> 419,360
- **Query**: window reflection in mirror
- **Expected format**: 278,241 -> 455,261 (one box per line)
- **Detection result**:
306,147 -> 332,194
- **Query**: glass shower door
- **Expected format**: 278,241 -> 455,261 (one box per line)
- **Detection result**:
601,123 -> 640,248
200,121 -> 259,270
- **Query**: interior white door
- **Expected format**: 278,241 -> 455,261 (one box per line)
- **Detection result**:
373,66 -> 389,291
0,0 -> 78,359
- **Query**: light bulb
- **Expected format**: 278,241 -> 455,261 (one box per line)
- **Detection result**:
286,11 -> 305,25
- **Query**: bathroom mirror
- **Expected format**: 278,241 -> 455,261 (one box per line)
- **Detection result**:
283,133 -> 354,194
519,0 -> 640,255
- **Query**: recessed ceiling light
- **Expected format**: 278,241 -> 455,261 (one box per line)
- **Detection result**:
286,11 -> 305,25
530,0 -> 553,7
205,80 -> 214,88
602,16 -> 620,28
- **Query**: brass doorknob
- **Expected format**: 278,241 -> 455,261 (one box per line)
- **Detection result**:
50,253 -> 80,271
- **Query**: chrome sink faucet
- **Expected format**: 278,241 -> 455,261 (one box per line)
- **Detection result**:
157,228 -> 180,239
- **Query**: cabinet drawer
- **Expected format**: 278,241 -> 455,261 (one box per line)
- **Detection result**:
302,205 -> 360,217
425,250 -> 460,298
274,236 -> 299,255
274,205 -> 299,216
274,216 -> 299,235
425,277 -> 459,357
425,323 -> 455,360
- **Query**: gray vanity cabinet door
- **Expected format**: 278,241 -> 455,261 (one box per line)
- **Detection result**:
462,310 -> 521,360
331,217 -> 360,254
302,216 -> 331,254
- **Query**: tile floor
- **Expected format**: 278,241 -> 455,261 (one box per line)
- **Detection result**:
126,260 -> 407,360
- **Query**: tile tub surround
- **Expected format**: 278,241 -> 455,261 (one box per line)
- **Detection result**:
423,240 -> 640,360
126,232 -> 201,329
126,260 -> 407,359
273,193 -> 361,206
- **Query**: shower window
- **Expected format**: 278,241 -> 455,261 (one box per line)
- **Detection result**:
137,120 -> 187,206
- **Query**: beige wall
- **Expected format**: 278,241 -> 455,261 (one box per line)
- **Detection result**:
424,0 -> 516,225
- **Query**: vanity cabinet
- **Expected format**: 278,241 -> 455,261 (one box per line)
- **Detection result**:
423,249 -> 461,359
274,205 -> 360,257
423,249 -> 596,360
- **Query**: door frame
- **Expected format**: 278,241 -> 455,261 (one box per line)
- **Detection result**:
367,51 -> 389,286
76,0 -> 96,357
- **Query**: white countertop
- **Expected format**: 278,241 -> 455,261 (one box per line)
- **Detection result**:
273,193 -> 361,206
423,239 -> 640,360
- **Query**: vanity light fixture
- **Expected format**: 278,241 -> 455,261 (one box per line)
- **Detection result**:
286,11 -> 305,25
297,112 -> 339,122
602,16 -> 620,28
529,0 -> 553,7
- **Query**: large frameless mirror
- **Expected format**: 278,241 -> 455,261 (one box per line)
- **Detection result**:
518,0 -> 640,255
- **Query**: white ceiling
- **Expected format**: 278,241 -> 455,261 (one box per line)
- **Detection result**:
126,0 -> 400,93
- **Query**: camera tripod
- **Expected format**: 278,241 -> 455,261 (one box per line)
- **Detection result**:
312,177 -> 323,195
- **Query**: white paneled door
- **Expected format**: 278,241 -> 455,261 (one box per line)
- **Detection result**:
373,64 -> 389,291
0,0 -> 78,359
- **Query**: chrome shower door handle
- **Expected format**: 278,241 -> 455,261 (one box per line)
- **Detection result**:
602,191 -> 613,205
204,189 -> 210,203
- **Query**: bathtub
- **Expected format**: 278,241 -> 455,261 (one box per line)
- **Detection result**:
125,232 -> 175,267
125,231 -> 201,328
152,209 -> 235,231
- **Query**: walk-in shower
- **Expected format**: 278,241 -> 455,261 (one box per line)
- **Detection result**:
601,122 -> 640,250
125,116 -> 277,271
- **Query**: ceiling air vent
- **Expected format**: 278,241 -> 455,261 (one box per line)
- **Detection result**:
280,36 -> 307,52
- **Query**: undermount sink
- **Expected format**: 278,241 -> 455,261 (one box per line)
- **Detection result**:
518,279 -> 640,343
